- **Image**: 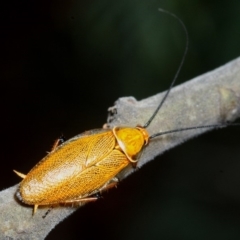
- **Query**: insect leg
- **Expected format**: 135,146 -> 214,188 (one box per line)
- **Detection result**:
33,204 -> 39,215
13,170 -> 26,179
99,177 -> 119,192
62,178 -> 119,205
51,135 -> 65,152
42,206 -> 53,219
63,196 -> 99,204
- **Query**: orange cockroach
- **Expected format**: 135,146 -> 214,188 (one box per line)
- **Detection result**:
13,10 -> 238,215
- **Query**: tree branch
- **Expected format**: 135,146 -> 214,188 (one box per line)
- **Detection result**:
1,57 -> 240,240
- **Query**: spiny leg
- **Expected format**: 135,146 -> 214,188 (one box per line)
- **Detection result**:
63,178 -> 119,205
42,206 -> 53,219
63,196 -> 99,205
13,170 -> 26,179
33,204 -> 39,215
51,134 -> 65,152
99,177 -> 119,192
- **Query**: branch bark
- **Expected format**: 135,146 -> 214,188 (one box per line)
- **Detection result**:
1,57 -> 240,240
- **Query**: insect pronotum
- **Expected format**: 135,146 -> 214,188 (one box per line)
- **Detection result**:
14,9 -> 239,215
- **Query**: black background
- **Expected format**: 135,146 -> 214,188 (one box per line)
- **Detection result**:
1,0 -> 240,239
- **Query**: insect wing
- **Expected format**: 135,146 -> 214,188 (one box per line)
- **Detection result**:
18,129 -> 129,205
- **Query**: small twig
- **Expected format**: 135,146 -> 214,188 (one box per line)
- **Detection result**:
0,57 -> 240,240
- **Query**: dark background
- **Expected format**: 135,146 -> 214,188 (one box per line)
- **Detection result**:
1,0 -> 240,239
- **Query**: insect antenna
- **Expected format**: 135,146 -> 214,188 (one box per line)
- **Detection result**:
149,123 -> 240,139
143,9 -> 189,128
142,9 -> 240,138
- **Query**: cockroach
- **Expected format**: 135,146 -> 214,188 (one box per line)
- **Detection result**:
14,9 -> 239,215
